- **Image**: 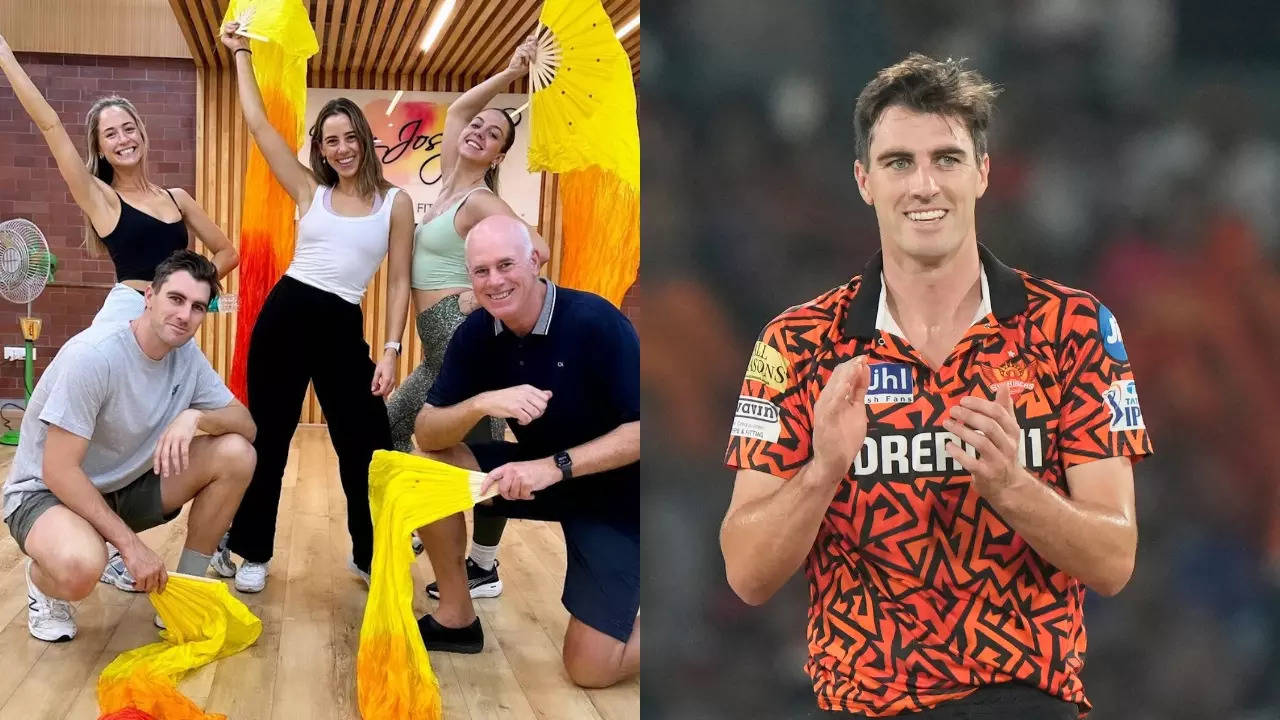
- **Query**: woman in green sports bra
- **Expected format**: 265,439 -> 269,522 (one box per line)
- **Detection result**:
386,37 -> 550,456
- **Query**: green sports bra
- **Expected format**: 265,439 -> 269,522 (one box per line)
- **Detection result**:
411,186 -> 491,290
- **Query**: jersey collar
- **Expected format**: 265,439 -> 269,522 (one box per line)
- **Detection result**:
843,244 -> 1027,340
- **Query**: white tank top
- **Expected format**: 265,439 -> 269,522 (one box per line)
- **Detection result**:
286,185 -> 399,304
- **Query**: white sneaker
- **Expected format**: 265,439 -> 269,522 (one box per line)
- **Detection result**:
209,546 -> 237,578
99,543 -> 143,592
26,559 -> 76,642
154,613 -> 167,630
234,561 -> 268,593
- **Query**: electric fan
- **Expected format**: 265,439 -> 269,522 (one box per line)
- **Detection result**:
0,219 -> 58,445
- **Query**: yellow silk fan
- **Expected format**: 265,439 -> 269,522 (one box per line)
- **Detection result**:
520,0 -> 639,309
522,0 -> 638,190
356,451 -> 500,720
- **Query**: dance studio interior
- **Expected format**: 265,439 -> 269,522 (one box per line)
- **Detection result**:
0,0 -> 640,718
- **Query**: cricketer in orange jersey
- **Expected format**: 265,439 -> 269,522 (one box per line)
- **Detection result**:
721,54 -> 1152,719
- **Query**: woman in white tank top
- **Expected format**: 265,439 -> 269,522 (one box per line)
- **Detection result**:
212,22 -> 413,593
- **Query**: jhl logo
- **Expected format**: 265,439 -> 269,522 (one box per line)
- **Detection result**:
866,363 -> 914,404
1103,379 -> 1144,431
744,341 -> 788,392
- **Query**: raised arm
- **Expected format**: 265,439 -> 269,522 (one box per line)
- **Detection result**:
441,37 -> 536,178
219,23 -> 316,206
0,33 -> 116,234
171,188 -> 239,278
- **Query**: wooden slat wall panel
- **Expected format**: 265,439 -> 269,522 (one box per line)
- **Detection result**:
2,0 -> 191,58
171,0 -> 637,424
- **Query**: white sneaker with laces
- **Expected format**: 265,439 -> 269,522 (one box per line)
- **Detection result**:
99,543 -> 143,592
234,561 -> 268,593
26,559 -> 76,642
210,546 -> 237,578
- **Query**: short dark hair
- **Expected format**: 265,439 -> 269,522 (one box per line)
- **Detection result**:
854,53 -> 1002,166
152,249 -> 220,302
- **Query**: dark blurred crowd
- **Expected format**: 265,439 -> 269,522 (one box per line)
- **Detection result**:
640,1 -> 1280,718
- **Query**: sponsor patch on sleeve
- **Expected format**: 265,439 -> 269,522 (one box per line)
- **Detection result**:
744,341 -> 789,392
1103,379 -> 1144,431
730,395 -> 781,442
865,362 -> 915,404
1098,304 -> 1128,362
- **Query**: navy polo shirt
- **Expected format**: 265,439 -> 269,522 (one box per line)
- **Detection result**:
426,281 -> 639,516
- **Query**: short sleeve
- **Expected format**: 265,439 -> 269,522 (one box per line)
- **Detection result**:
38,345 -> 109,440
724,314 -> 815,481
189,351 -> 236,410
1056,299 -> 1153,468
592,308 -> 639,424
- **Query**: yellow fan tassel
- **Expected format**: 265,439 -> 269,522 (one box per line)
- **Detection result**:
96,575 -> 262,720
357,450 -> 488,719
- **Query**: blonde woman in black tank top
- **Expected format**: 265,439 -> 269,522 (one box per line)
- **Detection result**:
0,34 -> 238,324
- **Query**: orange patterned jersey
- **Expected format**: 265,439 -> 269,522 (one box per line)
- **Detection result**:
725,246 -> 1152,717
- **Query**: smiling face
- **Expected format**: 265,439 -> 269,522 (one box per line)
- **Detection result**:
95,105 -> 147,170
320,112 -> 362,178
854,105 -> 990,265
465,216 -> 539,323
143,270 -> 211,348
457,108 -> 514,167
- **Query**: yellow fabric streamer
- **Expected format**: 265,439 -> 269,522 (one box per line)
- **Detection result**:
220,0 -> 318,401
97,574 -> 263,720
357,450 -> 494,720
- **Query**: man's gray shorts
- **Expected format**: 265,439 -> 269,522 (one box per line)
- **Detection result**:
3,471 -> 179,553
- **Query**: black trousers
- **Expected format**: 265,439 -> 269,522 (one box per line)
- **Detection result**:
227,275 -> 390,569
828,683 -> 1078,720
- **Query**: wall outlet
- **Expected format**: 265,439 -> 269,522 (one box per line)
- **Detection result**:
4,347 -> 31,361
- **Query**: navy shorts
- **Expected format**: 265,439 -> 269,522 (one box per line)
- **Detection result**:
469,441 -> 639,643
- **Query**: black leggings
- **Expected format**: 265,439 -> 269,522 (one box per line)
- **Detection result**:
227,275 -> 390,569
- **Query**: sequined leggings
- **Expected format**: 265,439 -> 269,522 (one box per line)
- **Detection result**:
386,294 -> 504,452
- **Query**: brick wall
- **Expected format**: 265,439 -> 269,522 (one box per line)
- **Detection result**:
0,53 -> 196,402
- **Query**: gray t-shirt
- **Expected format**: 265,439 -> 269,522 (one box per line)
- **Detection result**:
3,321 -> 235,518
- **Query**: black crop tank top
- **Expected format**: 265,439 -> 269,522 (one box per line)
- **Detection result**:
101,189 -> 189,282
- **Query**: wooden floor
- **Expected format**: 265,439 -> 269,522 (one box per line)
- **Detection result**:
0,426 -> 639,719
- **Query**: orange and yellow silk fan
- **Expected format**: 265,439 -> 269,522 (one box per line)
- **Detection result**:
220,0 -> 318,401
96,574 -> 262,720
524,0 -> 639,308
356,451 -> 499,720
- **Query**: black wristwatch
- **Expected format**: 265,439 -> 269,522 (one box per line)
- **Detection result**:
554,451 -> 573,481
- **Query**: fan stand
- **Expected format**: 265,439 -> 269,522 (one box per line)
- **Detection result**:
0,306 -> 41,446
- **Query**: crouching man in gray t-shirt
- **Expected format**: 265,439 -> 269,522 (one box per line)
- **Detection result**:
2,250 -> 257,642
